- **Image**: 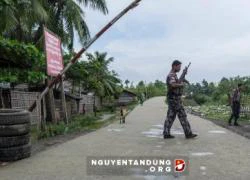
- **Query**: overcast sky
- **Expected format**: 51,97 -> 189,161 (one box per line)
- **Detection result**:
74,0 -> 250,85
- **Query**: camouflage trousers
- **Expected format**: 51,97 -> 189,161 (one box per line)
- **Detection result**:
163,97 -> 192,136
228,102 -> 241,123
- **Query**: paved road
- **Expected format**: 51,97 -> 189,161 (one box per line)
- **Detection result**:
1,97 -> 250,180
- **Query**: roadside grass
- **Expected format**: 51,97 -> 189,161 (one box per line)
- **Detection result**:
30,102 -> 138,143
187,105 -> 250,122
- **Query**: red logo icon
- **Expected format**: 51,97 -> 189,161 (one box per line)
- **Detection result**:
175,159 -> 186,172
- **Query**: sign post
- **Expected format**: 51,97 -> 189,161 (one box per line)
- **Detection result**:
44,28 -> 64,76
44,28 -> 68,124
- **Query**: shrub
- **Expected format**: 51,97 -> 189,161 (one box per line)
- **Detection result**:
193,94 -> 211,105
0,36 -> 46,84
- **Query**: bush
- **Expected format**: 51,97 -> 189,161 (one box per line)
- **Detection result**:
193,94 -> 211,105
183,98 -> 198,106
101,104 -> 115,113
0,36 -> 46,84
219,94 -> 229,105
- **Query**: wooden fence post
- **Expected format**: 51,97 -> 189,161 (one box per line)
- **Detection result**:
60,77 -> 68,124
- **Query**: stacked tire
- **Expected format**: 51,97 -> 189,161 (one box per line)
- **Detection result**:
0,109 -> 31,162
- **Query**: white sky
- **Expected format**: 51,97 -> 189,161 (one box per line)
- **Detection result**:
74,0 -> 250,84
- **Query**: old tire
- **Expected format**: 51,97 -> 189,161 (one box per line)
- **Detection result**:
0,144 -> 31,162
0,134 -> 30,148
0,123 -> 30,136
0,109 -> 30,125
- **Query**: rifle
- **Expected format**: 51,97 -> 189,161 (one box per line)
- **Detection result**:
179,62 -> 191,83
177,62 -> 191,95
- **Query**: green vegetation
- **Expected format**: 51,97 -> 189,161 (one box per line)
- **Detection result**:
84,52 -> 122,102
0,0 -> 108,51
0,36 -> 46,84
188,105 -> 250,122
126,80 -> 167,99
185,77 -> 250,106
0,35 -> 122,101
30,102 -> 137,141
64,51 -> 123,106
37,114 -> 101,139
184,77 -> 250,122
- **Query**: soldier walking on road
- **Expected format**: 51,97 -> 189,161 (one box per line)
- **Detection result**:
163,60 -> 197,139
228,83 -> 243,126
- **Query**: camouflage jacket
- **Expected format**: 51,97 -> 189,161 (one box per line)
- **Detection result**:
166,71 -> 181,97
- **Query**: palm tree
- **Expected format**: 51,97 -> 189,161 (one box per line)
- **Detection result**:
125,79 -> 130,88
0,0 -> 48,42
85,52 -> 121,105
0,0 -> 108,51
34,0 -> 108,50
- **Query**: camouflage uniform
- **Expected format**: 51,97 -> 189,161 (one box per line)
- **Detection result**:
228,88 -> 241,124
163,71 -> 193,137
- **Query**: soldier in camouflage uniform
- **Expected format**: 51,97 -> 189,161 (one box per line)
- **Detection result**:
163,60 -> 197,139
228,83 -> 243,126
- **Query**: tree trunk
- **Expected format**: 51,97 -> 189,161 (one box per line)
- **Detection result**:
45,78 -> 56,123
0,89 -> 3,108
16,17 -> 23,42
100,96 -> 103,107
71,80 -> 75,94
93,94 -> 97,117
33,23 -> 44,45
60,78 -> 68,124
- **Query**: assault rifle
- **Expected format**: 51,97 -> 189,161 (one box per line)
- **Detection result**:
177,62 -> 191,95
179,62 -> 191,83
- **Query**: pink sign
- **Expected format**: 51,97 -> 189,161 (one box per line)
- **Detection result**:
44,29 -> 64,76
